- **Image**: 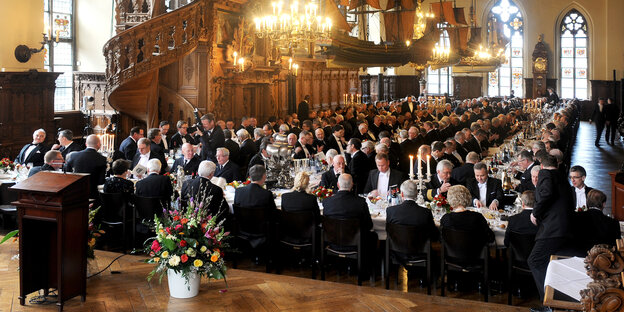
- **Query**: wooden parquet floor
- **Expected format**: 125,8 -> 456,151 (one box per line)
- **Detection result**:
0,240 -> 524,312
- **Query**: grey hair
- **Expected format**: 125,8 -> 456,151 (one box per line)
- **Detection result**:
530,165 -> 541,175
326,149 -> 338,162
216,147 -> 230,157
198,160 -> 216,178
436,159 -> 454,171
147,159 -> 162,173
253,128 -> 264,138
399,130 -> 408,139
400,180 -> 418,200
236,129 -> 250,140
338,173 -> 353,191
279,124 -> 290,132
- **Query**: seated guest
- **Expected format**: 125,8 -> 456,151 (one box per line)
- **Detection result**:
324,149 -> 338,168
326,125 -> 347,155
320,154 -> 348,191
347,138 -> 370,194
28,150 -> 64,177
361,140 -> 376,168
513,150 -> 537,192
103,159 -> 134,194
131,138 -> 167,175
386,180 -> 439,241
517,165 -> 540,193
569,165 -> 593,210
214,147 -> 241,183
574,189 -> 621,252
223,129 -> 241,166
147,128 -> 166,160
53,129 -> 82,159
425,160 -> 458,201
135,159 -> 173,198
440,185 -> 494,243
169,143 -> 201,176
363,153 -> 407,197
181,160 -> 226,216
451,152 -> 479,185
466,162 -> 504,210
158,121 -> 171,152
237,129 -> 257,168
15,128 -> 49,167
169,120 -> 195,150
119,126 -> 144,160
313,128 -> 327,152
442,140 -> 463,169
504,191 -> 538,247
66,134 -> 107,199
253,128 -> 264,151
282,171 -> 320,220
234,165 -> 277,214
294,130 -> 314,159
353,122 -> 376,142
248,138 -> 270,173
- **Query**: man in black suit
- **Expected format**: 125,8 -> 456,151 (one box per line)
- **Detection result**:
147,128 -> 166,162
28,150 -> 64,177
453,131 -> 469,161
66,134 -> 107,199
223,129 -> 241,166
504,191 -> 538,247
466,129 -> 488,156
158,121 -> 171,152
53,129 -> 83,159
573,189 -> 621,252
214,147 -> 241,183
386,180 -> 439,241
425,159 -> 458,201
248,139 -> 270,175
169,121 -> 196,150
119,126 -> 144,160
363,153 -> 407,196
237,129 -> 257,169
181,160 -> 227,216
352,123 -> 376,142
346,138 -> 370,194
298,95 -> 311,121
546,87 -> 559,105
313,128 -> 327,153
135,158 -> 173,198
294,130 -> 315,159
234,165 -> 277,216
131,138 -> 167,175
569,165 -> 593,210
400,96 -> 416,115
320,154 -> 348,191
514,150 -> 537,193
423,121 -> 439,145
325,125 -> 347,155
15,128 -> 49,167
605,98 -> 620,145
528,155 -> 574,303
589,98 -> 607,147
442,140 -> 463,169
196,112 -> 225,162
169,143 -> 200,176
466,162 -> 504,210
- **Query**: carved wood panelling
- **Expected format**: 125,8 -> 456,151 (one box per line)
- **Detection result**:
453,76 -> 483,100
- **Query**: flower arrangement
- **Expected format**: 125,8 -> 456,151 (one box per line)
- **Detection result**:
164,172 -> 178,188
429,194 -> 452,213
227,178 -> 251,188
312,185 -> 334,201
144,198 -> 230,284
0,158 -> 15,173
87,206 -> 105,259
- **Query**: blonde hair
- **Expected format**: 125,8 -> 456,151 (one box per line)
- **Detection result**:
292,171 -> 310,192
447,185 -> 472,209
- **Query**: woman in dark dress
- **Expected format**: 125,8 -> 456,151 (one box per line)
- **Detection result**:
103,159 -> 134,194
281,171 -> 320,220
440,185 -> 494,243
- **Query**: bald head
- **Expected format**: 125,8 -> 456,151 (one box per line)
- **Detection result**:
86,134 -> 101,150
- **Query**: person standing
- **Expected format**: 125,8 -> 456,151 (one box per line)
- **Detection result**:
605,98 -> 620,145
298,95 -> 311,122
589,98 -> 607,147
196,113 -> 225,162
119,126 -> 144,160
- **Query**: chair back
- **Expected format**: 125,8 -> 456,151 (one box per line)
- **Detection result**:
100,192 -> 128,222
1,183 -> 17,205
507,231 -> 536,263
278,210 -> 316,243
134,196 -> 167,220
441,227 -> 488,261
233,205 -> 271,236
386,223 -> 430,255
322,216 -> 360,247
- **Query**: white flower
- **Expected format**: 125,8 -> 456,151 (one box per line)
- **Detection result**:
200,246 -> 207,253
168,255 -> 181,267
186,248 -> 197,257
166,234 -> 176,241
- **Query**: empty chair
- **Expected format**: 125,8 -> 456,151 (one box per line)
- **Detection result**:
385,223 -> 434,294
232,204 -> 274,272
100,192 -> 134,253
276,210 -> 318,278
0,183 -> 17,230
320,217 -> 366,286
507,231 -> 536,305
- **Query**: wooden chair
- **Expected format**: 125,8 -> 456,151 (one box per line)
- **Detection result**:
320,216 -> 365,286
133,195 -> 168,246
507,231 -> 536,305
0,182 -> 17,230
232,204 -> 274,272
100,192 -> 135,253
276,210 -> 318,278
385,223 -> 434,294
440,227 -> 490,302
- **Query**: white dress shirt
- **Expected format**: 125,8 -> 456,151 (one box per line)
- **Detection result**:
333,134 -> 345,155
138,152 -> 150,168
475,181 -> 488,207
23,144 -> 38,162
575,186 -> 587,209
377,170 -> 390,197
162,135 -> 168,150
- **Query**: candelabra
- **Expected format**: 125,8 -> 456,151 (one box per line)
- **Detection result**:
408,155 -> 432,206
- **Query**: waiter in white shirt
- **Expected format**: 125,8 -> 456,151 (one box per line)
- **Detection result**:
569,165 -> 592,210
159,121 -> 170,151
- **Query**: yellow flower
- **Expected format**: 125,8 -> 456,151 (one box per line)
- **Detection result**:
193,259 -> 203,267
200,246 -> 207,253
88,238 -> 96,247
154,257 -> 160,263
161,251 -> 169,258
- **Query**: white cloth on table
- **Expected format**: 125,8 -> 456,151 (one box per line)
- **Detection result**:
544,256 -> 591,301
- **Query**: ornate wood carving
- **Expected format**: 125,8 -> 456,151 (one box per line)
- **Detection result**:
532,35 -> 549,98
581,244 -> 624,312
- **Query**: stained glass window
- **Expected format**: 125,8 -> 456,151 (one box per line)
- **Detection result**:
44,0 -> 75,111
560,10 -> 588,99
427,27 -> 453,95
487,0 -> 523,97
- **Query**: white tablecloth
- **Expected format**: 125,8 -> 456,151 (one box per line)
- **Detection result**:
544,256 -> 590,301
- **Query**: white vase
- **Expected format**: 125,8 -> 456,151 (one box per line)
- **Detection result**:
167,269 -> 200,298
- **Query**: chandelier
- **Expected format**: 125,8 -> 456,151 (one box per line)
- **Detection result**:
460,45 -> 505,66
429,42 -> 451,65
413,1 -> 434,40
254,1 -> 332,50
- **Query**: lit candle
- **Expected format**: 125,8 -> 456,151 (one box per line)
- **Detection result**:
233,51 -> 237,66
238,57 -> 245,71
409,155 -> 414,178
288,57 -> 292,70
426,154 -> 431,177
417,154 -> 422,177
293,63 -> 298,76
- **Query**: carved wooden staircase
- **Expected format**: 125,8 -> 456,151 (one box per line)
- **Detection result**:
103,0 -> 207,127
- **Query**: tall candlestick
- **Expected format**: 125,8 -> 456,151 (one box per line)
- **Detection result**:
417,154 -> 422,177
409,155 -> 414,178
426,155 -> 431,177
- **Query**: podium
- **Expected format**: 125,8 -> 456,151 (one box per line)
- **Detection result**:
10,171 -> 90,311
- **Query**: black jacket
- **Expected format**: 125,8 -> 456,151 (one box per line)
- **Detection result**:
169,155 -> 201,176
504,209 -> 538,247
214,161 -> 241,183
169,132 -> 196,150
363,169 -> 407,194
320,167 -> 349,191
298,100 -> 310,121
425,174 -> 459,201
515,162 -> 537,193
59,142 -> 83,159
533,169 -> 573,240
28,163 -> 56,177
66,148 -> 107,199
590,104 -> 607,125
131,151 -> 167,175
571,185 -> 593,209
181,177 -> 227,216
281,190 -> 320,221
224,139 -> 241,166
348,151 -> 370,194
322,190 -> 373,232
234,183 -> 277,213
386,200 -> 438,241
572,208 -> 621,252
119,136 -> 137,160
325,135 -> 346,154
440,210 -> 494,243
135,173 -> 174,198
465,177 -> 504,207
15,143 -> 49,167
199,126 -> 225,162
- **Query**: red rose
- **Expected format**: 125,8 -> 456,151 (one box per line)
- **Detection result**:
181,254 -> 188,263
179,240 -> 187,247
436,202 -> 442,207
173,215 -> 180,221
151,240 -> 161,252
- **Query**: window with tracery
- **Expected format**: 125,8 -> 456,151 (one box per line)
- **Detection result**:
427,27 -> 452,95
487,0 -> 523,97
44,0 -> 75,111
560,10 -> 588,99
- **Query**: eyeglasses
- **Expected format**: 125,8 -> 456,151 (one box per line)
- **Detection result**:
569,175 -> 583,180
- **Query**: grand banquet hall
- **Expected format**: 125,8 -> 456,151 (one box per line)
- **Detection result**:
1,0 -> 624,311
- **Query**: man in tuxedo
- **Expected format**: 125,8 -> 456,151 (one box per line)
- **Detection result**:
442,140 -> 463,169
170,143 -> 200,175
234,165 -> 277,216
569,165 -> 593,210
400,96 -> 416,115
131,138 -> 167,175
514,150 -> 537,193
528,155 -> 574,303
147,128 -> 166,160
181,160 -> 227,216
325,125 -> 347,156
466,129 -> 488,156
15,128 -> 49,167
423,122 -> 439,145
589,97 -> 607,147
320,154 -> 347,191
386,180 -> 439,241
53,129 -> 82,159
119,126 -> 144,160
313,128 -> 327,153
346,138 -> 370,194
248,139 -> 270,175
223,129 -> 241,166
504,190 -> 538,247
158,121 -> 171,152
363,153 -> 407,196
196,112 -> 225,162
546,87 -> 560,105
425,160 -> 457,201
353,122 -> 376,142
66,134 -> 107,199
214,147 -> 241,183
298,95 -> 310,121
135,159 -> 173,198
237,129 -> 257,169
466,162 -> 504,210
605,98 -> 620,145
453,131 -> 469,161
28,150 -> 64,177
294,130 -> 315,159
169,120 -> 195,150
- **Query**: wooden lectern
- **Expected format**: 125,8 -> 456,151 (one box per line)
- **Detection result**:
11,171 -> 90,311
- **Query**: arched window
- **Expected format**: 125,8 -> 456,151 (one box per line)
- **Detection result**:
487,0 -> 523,97
44,0 -> 75,111
560,10 -> 588,99
427,26 -> 452,95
